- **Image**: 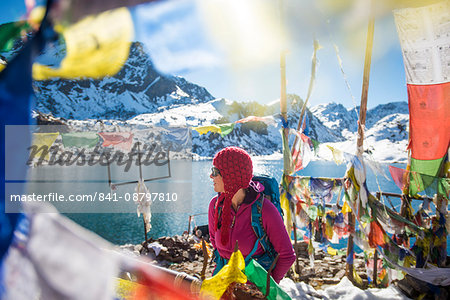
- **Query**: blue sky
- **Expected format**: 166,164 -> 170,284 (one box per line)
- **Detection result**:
184,0 -> 408,109
2,0 -> 409,110
133,0 -> 408,109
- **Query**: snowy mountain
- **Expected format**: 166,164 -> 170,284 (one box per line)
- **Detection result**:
365,102 -> 409,129
310,101 -> 409,137
310,102 -> 358,138
32,43 -> 409,160
125,94 -> 345,156
33,42 -> 214,120
312,102 -> 409,162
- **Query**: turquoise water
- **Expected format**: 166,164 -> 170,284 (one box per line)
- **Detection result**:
28,159 -> 448,254
63,159 -> 404,243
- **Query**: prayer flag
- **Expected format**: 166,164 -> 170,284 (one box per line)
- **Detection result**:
192,125 -> 221,135
1,4 -> 49,261
200,250 -> 247,299
292,133 -> 313,172
244,260 -> 291,300
61,132 -> 99,148
0,22 -> 32,52
235,115 -> 277,126
327,246 -> 337,256
135,180 -> 152,233
217,123 -> 235,137
327,145 -> 344,165
342,201 -> 352,214
31,132 -> 59,160
98,132 -> 134,152
389,165 -> 408,191
394,1 -> 450,178
2,203 -> 119,299
192,123 -> 234,137
33,7 -> 134,80
407,83 -> 449,161
161,127 -> 191,146
368,220 -> 387,248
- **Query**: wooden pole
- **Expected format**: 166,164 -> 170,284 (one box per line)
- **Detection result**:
137,142 -> 148,242
293,223 -> 300,274
356,18 -> 374,152
435,155 -> 448,267
278,0 -> 289,173
346,213 -> 355,282
280,49 -> 289,173
347,6 -> 375,283
143,216 -> 148,243
266,254 -> 280,297
187,215 -> 192,235
201,238 -> 209,281
280,50 -> 287,122
373,249 -> 378,287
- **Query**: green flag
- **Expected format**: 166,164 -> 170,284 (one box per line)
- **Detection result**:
409,157 -> 445,196
61,132 -> 99,148
218,123 -> 235,137
244,259 -> 291,300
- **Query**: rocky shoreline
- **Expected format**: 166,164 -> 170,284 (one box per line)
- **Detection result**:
118,235 -> 450,299
117,234 -> 369,290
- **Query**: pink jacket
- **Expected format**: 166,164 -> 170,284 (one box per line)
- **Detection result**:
208,189 -> 295,283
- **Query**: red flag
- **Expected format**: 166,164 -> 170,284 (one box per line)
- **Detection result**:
98,132 -> 133,152
368,220 -> 387,248
407,82 -> 450,160
388,165 -> 408,191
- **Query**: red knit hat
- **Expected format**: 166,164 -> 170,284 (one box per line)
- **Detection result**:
213,146 -> 253,245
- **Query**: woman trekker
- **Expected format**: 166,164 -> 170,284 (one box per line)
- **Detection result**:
208,146 -> 295,283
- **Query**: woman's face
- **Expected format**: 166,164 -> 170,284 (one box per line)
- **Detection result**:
210,167 -> 225,193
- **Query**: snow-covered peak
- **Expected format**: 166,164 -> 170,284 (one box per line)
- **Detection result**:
129,101 -> 223,127
33,42 -> 214,120
32,42 -> 410,161
366,102 -> 409,128
311,102 -> 358,132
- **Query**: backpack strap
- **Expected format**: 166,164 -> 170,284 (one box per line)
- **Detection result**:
215,194 -> 277,271
250,194 -> 266,242
247,194 -> 278,264
245,194 -> 267,263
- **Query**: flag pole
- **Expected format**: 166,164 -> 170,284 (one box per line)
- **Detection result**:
279,0 -> 288,163
346,4 -> 375,283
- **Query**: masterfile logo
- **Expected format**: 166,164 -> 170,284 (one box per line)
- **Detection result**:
5,125 -> 192,213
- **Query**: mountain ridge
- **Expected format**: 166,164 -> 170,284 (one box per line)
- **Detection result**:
32,42 -> 409,158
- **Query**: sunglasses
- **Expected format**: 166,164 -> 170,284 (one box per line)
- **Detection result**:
211,167 -> 221,177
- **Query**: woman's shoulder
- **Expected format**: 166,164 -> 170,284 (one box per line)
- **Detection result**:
208,194 -> 219,209
260,197 -> 280,215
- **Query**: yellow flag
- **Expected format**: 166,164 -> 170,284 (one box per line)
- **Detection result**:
280,192 -> 292,235
33,7 -> 133,80
200,250 -> 247,299
353,268 -> 363,286
115,278 -> 140,299
342,201 -> 352,214
327,145 -> 344,165
31,133 -> 59,161
327,246 -> 337,256
192,125 -> 221,135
